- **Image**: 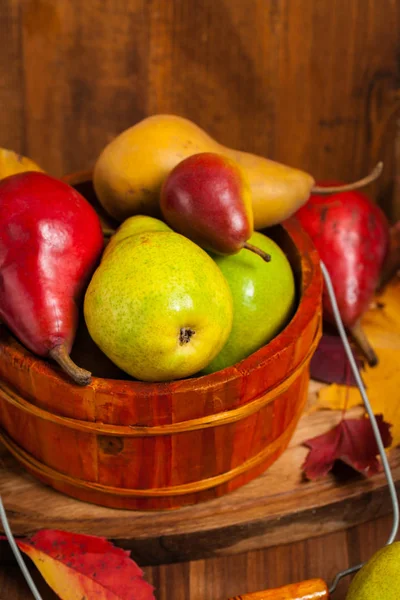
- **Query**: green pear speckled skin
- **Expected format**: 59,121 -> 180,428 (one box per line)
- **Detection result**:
203,231 -> 295,374
346,542 -> 400,599
84,231 -> 233,382
104,214 -> 172,259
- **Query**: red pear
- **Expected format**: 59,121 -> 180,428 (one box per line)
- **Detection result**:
0,172 -> 104,385
160,152 -> 270,261
296,185 -> 390,366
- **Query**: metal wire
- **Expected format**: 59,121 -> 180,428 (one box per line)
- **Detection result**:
0,495 -> 43,599
320,260 -> 400,594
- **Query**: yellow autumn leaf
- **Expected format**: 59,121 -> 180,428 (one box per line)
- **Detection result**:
317,277 -> 400,447
17,543 -> 108,600
14,530 -> 155,600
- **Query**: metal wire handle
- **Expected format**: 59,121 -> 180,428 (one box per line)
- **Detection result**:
0,495 -> 43,599
320,260 -> 400,594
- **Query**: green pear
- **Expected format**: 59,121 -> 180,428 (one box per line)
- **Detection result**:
346,542 -> 400,599
84,231 -> 233,382
104,214 -> 171,258
203,231 -> 295,374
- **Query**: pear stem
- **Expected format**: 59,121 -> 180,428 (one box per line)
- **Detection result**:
49,343 -> 92,386
349,320 -> 379,367
244,242 -> 271,262
102,225 -> 116,238
312,162 -> 383,194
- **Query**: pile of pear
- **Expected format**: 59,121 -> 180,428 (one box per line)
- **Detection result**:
85,120 -> 298,382
0,115 -> 307,385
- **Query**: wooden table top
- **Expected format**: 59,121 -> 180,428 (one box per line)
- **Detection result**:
1,382 -> 398,599
0,514 -> 397,599
2,381 -> 399,568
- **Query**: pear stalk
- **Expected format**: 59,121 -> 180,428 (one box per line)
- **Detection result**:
312,162 -> 383,194
101,225 -> 116,238
49,344 -> 92,386
350,320 -> 378,367
243,242 -> 271,262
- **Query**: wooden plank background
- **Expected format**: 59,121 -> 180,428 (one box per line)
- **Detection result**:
1,0 -> 400,218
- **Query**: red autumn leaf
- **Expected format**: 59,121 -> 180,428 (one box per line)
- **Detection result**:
9,529 -> 155,599
310,332 -> 362,386
302,414 -> 392,480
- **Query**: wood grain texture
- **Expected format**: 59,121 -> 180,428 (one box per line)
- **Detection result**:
1,390 -> 399,567
0,515 -> 399,599
0,0 -> 24,153
1,1 -> 400,215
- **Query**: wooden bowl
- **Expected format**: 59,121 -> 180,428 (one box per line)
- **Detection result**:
0,173 -> 322,510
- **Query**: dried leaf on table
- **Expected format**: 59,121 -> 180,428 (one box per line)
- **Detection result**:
10,529 -> 155,600
315,278 -> 400,447
310,332 -> 362,386
361,277 -> 400,350
302,415 -> 392,480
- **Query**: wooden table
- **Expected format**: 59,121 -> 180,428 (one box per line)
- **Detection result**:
1,381 -> 398,599
0,514 -> 398,599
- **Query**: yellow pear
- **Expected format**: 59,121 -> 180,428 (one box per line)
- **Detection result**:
93,114 -> 314,228
346,542 -> 400,600
103,215 -> 171,259
0,148 -> 44,180
84,231 -> 233,382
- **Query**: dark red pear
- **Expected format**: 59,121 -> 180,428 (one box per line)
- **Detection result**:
160,152 -> 270,261
296,185 -> 390,366
0,172 -> 104,385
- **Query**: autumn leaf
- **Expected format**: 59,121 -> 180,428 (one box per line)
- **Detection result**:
302,415 -> 392,480
316,277 -> 400,447
310,332 -> 362,386
8,530 -> 155,600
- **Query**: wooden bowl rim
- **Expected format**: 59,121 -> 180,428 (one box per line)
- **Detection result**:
2,171 -> 322,394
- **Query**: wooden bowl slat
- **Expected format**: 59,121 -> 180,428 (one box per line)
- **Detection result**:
0,174 -> 322,510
